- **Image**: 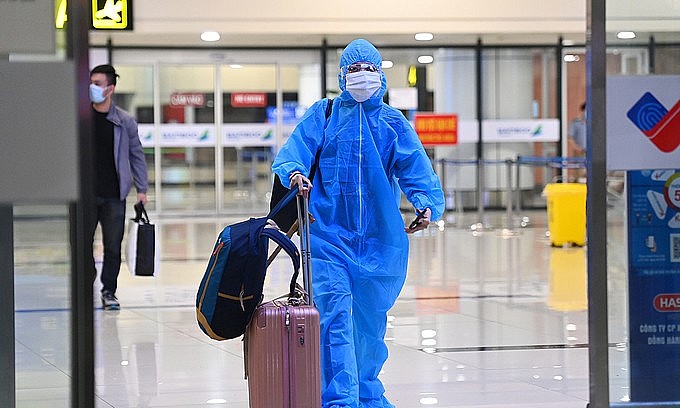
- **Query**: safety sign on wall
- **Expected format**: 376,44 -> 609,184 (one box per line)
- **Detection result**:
627,169 -> 680,402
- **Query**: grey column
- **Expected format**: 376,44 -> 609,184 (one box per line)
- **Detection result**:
68,0 -> 95,407
586,0 -> 610,406
0,204 -> 15,407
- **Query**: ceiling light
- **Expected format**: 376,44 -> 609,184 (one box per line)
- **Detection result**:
415,32 -> 434,41
201,31 -> 221,42
617,31 -> 636,40
229,64 -> 243,69
563,54 -> 580,62
417,55 -> 434,64
382,60 -> 394,69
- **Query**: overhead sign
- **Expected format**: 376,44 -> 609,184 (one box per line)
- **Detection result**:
231,93 -> 268,108
170,93 -> 205,107
607,76 -> 680,170
482,119 -> 559,142
137,123 -> 296,147
137,124 -> 215,147
414,114 -> 458,145
91,0 -> 133,30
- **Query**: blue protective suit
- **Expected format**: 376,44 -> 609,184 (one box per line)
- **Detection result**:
272,39 -> 445,408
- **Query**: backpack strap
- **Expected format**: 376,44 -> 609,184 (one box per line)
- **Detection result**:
261,227 -> 302,295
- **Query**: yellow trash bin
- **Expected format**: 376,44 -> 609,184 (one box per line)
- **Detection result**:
543,183 -> 587,247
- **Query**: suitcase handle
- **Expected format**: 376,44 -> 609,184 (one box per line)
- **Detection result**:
296,193 -> 313,304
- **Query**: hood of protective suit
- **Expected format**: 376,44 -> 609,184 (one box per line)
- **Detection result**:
338,39 -> 387,103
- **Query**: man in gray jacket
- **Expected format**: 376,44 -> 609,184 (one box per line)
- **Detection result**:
89,64 -> 148,310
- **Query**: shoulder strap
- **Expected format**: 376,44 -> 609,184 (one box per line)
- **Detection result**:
309,98 -> 333,178
261,227 -> 301,295
325,98 -> 334,119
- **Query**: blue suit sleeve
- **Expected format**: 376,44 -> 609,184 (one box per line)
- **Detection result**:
391,115 -> 445,221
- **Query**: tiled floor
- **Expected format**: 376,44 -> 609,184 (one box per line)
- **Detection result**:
12,194 -> 629,407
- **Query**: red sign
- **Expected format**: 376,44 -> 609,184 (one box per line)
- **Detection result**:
231,93 -> 268,108
170,93 -> 205,107
414,114 -> 458,145
654,293 -> 680,312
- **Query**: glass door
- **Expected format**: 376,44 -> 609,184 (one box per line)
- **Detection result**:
158,64 -> 216,213
220,63 -> 307,215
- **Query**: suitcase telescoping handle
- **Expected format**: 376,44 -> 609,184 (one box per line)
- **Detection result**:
296,191 -> 313,302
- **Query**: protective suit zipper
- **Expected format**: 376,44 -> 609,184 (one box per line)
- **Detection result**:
358,104 -> 363,231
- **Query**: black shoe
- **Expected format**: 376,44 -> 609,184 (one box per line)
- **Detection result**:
101,291 -> 120,311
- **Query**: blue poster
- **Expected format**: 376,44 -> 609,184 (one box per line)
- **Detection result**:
628,169 -> 680,402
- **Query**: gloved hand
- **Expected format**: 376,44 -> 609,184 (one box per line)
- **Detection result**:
289,171 -> 312,197
405,208 -> 431,233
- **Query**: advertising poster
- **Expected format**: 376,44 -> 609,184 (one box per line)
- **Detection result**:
628,169 -> 680,401
608,76 -> 680,171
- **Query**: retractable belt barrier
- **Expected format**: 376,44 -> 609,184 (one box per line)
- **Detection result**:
438,158 -> 515,230
514,156 -> 587,214
437,156 -> 587,231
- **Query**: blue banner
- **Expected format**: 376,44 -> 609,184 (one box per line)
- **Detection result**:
628,169 -> 680,402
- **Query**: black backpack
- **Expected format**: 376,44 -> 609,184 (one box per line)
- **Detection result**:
196,187 -> 301,341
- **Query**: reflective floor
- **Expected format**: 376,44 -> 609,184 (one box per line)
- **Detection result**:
13,192 -> 629,408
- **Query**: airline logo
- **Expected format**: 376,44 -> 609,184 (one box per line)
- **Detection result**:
627,92 -> 680,153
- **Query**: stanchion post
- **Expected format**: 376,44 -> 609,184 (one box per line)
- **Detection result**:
515,157 -> 522,214
439,159 -> 449,211
505,159 -> 514,230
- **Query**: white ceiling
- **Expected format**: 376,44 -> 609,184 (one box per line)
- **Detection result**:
88,0 -> 678,49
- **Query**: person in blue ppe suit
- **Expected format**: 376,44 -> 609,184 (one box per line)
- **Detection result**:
272,39 -> 445,408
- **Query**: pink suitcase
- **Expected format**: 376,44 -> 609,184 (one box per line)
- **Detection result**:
244,193 -> 321,408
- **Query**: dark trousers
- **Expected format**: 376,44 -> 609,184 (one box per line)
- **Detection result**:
90,197 -> 126,295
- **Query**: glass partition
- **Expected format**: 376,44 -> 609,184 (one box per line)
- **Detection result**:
481,48 -> 559,207
158,64 -> 216,213
111,65 -> 156,212
220,63 -> 279,214
605,1 -> 680,404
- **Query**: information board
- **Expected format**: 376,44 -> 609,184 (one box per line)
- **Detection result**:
628,169 -> 680,402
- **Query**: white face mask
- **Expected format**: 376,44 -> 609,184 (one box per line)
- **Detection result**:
89,83 -> 107,104
345,71 -> 381,103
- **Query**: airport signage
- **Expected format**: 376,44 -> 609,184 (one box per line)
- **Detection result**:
138,124 -> 215,147
482,119 -> 559,142
91,0 -> 133,30
414,114 -> 458,145
231,93 -> 268,108
138,124 -> 296,147
170,93 -> 205,107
